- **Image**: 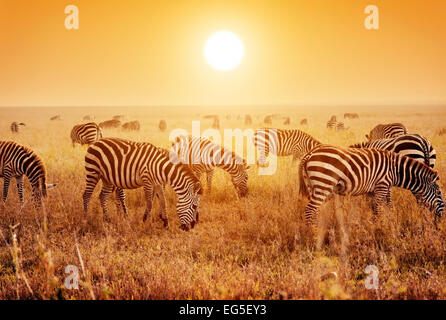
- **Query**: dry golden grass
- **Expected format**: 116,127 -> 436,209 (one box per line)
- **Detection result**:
0,105 -> 446,300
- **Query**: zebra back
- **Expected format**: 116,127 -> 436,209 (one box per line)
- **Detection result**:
366,123 -> 407,141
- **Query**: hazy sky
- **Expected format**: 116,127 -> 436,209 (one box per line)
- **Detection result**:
1,0 -> 445,107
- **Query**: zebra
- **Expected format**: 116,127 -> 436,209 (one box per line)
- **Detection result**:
99,119 -> 121,129
50,115 -> 61,121
298,145 -> 445,224
70,122 -> 102,147
300,119 -> 308,126
326,116 -> 346,131
283,117 -> 290,125
264,116 -> 273,125
253,128 -> 321,166
244,115 -> 252,126
170,135 -> 249,197
10,122 -> 25,133
83,138 -> 202,230
122,121 -> 141,131
350,134 -> 436,168
344,113 -> 359,119
366,123 -> 407,141
0,141 -> 57,209
159,120 -> 167,132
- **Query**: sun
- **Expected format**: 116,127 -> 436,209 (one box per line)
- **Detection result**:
204,31 -> 244,71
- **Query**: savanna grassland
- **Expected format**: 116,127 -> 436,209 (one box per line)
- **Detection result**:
0,105 -> 446,300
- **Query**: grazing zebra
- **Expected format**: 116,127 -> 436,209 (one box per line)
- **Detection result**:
0,141 -> 56,209
10,122 -> 25,133
170,135 -> 249,197
298,145 -> 445,223
99,119 -> 121,129
350,134 -> 436,168
366,123 -> 407,141
83,138 -> 202,230
326,116 -> 346,131
253,128 -> 321,165
70,122 -> 102,147
159,120 -> 167,132
344,113 -> 359,119
122,120 -> 140,131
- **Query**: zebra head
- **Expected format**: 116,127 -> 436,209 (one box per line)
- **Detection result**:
178,181 -> 203,231
417,171 -> 445,218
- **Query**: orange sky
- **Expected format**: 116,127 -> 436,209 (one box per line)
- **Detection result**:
0,0 -> 445,107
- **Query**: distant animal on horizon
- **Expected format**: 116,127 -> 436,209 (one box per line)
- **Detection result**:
71,122 -> 102,147
212,117 -> 220,130
299,145 -> 445,224
300,119 -> 308,126
366,123 -> 407,141
171,135 -> 250,198
438,128 -> 446,136
99,119 -> 121,129
159,120 -> 167,132
83,115 -> 95,121
0,141 -> 57,210
344,113 -> 359,119
244,115 -> 252,126
50,115 -> 61,121
122,121 -> 140,131
264,116 -> 272,125
326,116 -> 346,131
10,122 -> 25,133
253,128 -> 321,165
203,114 -> 218,120
283,117 -> 290,125
83,138 -> 202,231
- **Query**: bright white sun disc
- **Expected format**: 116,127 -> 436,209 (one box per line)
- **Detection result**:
204,31 -> 244,71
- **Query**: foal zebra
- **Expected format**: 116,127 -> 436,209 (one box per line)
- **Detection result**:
10,122 -> 25,133
366,123 -> 407,141
253,128 -> 321,165
170,135 -> 249,197
1,141 -> 56,209
350,134 -> 436,168
83,138 -> 202,230
70,122 -> 102,147
298,145 -> 445,223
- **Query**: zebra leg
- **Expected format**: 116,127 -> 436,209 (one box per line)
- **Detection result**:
31,183 -> 43,211
142,182 -> 154,222
2,173 -> 12,208
303,188 -> 332,225
99,183 -> 115,221
82,174 -> 100,215
115,188 -> 128,217
154,184 -> 168,227
386,189 -> 392,206
16,176 -> 24,209
371,185 -> 390,215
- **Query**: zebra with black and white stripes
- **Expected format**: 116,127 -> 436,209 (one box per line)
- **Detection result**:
170,135 -> 249,197
350,134 -> 436,168
83,138 -> 203,230
0,141 -> 56,209
298,145 -> 445,224
71,122 -> 102,147
10,122 -> 25,133
253,128 -> 321,166
366,123 -> 407,141
326,116 -> 346,131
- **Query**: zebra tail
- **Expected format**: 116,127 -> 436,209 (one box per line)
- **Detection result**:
298,155 -> 310,199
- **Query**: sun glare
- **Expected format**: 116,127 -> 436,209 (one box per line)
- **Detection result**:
204,31 -> 244,71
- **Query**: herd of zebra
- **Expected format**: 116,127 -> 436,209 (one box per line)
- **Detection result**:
1,120 -> 444,232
